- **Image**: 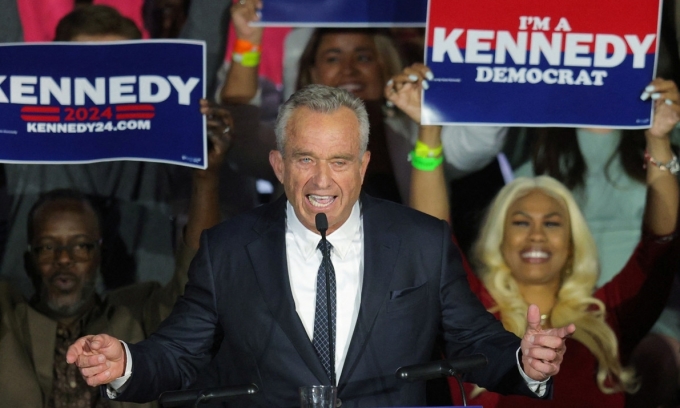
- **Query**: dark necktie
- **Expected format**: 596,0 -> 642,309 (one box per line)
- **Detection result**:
312,239 -> 336,383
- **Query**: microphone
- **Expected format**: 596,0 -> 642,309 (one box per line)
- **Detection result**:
315,213 -> 328,240
446,353 -> 488,376
158,383 -> 259,407
395,354 -> 488,382
314,212 -> 335,386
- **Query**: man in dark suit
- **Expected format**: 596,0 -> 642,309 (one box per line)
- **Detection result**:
67,84 -> 575,407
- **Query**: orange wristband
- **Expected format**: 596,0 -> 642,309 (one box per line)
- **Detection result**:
234,38 -> 261,53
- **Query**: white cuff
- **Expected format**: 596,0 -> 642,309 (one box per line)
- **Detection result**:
105,341 -> 133,399
516,347 -> 549,397
441,125 -> 507,175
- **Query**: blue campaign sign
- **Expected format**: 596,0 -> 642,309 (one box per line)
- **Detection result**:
0,41 -> 207,168
422,0 -> 661,128
257,0 -> 427,27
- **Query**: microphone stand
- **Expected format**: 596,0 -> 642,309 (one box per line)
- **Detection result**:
315,213 -> 336,386
452,373 -> 467,407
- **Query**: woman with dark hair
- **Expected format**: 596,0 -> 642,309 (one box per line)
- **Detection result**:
391,65 -> 680,407
219,0 -> 507,204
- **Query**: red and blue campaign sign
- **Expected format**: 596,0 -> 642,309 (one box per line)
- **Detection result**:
423,0 -> 662,128
257,0 -> 427,27
0,41 -> 207,168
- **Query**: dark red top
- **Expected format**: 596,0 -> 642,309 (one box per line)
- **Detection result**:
450,232 -> 679,407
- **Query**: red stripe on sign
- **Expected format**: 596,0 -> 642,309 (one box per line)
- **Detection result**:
115,113 -> 155,120
115,104 -> 155,112
20,106 -> 61,114
20,115 -> 60,122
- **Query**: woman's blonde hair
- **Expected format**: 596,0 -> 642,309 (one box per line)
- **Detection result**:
473,176 -> 638,394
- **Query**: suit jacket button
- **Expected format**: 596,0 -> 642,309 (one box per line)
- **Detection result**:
335,398 -> 342,407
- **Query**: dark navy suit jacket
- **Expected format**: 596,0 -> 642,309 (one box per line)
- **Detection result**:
118,194 -> 544,407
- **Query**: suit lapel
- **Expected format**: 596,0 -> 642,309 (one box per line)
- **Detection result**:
24,304 -> 57,401
247,196 -> 329,384
339,195 -> 400,387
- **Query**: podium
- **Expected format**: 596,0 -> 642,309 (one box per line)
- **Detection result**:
155,354 -> 486,407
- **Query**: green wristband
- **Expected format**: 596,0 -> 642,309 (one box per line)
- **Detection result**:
409,151 -> 444,171
232,51 -> 261,67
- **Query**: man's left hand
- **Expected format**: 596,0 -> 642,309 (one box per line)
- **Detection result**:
521,304 -> 576,381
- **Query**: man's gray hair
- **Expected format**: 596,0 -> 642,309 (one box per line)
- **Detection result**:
274,84 -> 370,155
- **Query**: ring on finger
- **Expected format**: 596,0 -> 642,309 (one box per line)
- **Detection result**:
239,0 -> 246,5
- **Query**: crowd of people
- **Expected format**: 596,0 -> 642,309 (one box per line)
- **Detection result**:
1,0 -> 680,407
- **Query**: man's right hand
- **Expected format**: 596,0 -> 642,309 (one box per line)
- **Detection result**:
66,334 -> 126,387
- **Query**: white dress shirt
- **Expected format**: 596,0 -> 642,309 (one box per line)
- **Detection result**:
285,201 -> 363,383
